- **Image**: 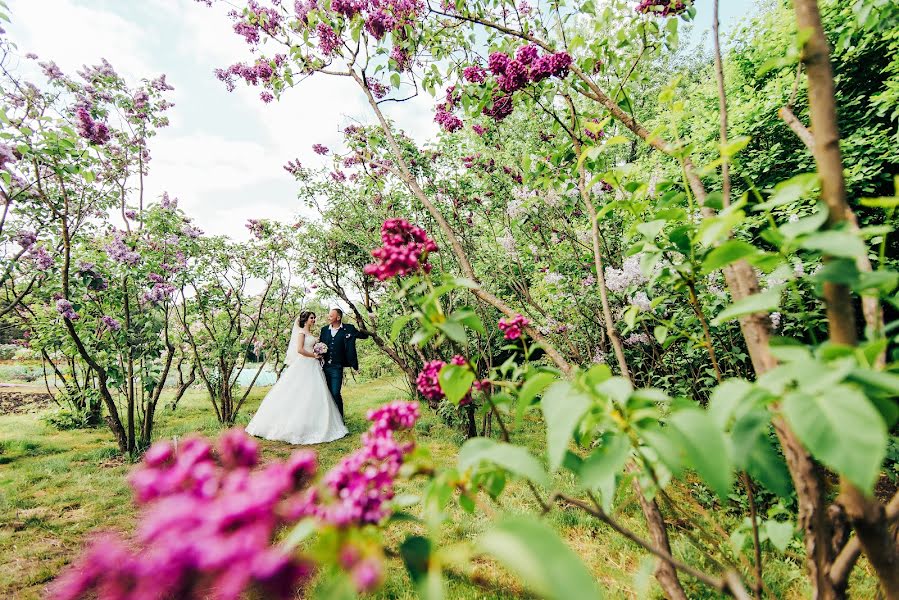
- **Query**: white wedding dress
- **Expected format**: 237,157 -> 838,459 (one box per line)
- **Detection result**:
245,325 -> 348,444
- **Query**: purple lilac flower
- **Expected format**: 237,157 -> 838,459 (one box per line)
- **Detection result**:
74,102 -> 111,146
101,316 -> 122,331
28,246 -> 54,270
105,232 -> 141,266
15,230 -> 36,249
0,143 -> 18,170
56,298 -> 79,321
312,143 -> 329,155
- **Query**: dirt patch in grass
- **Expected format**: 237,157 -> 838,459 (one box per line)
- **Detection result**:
0,385 -> 54,415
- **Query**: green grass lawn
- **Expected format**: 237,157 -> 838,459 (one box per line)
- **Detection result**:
0,374 -> 876,599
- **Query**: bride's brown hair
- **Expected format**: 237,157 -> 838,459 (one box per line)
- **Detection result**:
297,311 -> 315,328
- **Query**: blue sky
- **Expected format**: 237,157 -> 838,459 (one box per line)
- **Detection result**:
6,0 -> 759,240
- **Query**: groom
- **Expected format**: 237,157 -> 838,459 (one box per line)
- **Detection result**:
320,308 -> 369,418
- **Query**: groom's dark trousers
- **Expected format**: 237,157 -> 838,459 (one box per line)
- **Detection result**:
323,364 -> 345,417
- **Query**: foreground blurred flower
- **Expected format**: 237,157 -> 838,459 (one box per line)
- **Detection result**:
51,402 -> 421,599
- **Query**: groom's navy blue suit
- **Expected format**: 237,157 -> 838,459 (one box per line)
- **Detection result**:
320,323 -> 368,417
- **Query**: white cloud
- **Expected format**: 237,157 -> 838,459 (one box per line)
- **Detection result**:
7,0 -> 153,80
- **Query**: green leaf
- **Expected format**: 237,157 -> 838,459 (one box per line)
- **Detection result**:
459,438 -> 550,488
701,240 -> 758,274
579,432 -> 631,492
782,385 -> 887,491
438,363 -> 474,405
400,536 -> 432,583
753,173 -> 818,212
480,517 -> 602,600
763,520 -> 794,553
731,410 -> 792,497
280,518 -> 316,551
518,371 -> 558,408
636,219 -> 665,240
437,320 -> 467,344
712,287 -> 782,326
653,325 -> 668,344
721,136 -> 751,158
390,314 -> 415,342
780,202 -> 828,239
709,378 -> 754,429
800,231 -> 866,258
541,382 -> 592,472
454,308 -> 485,334
668,409 -> 734,499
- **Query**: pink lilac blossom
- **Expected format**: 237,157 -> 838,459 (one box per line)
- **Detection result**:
635,0 -> 688,17
317,22 -> 341,56
0,143 -> 17,170
260,91 -> 274,103
434,108 -> 463,132
247,219 -> 266,239
416,359 -> 445,403
390,46 -> 409,71
482,92 -> 514,121
498,314 -> 529,340
529,51 -> 572,81
313,143 -> 329,155
415,358 -> 471,406
463,65 -> 487,83
56,298 -> 79,321
515,44 -> 538,65
182,224 -> 203,238
370,80 -> 388,99
294,401 -> 421,526
160,192 -> 178,209
52,430 -> 318,600
39,60 -> 65,80
363,219 -> 438,280
472,123 -> 486,136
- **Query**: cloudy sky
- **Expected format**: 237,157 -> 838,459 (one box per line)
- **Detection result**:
5,0 -> 757,242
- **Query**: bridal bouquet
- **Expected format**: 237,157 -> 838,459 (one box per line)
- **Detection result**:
313,341 -> 328,360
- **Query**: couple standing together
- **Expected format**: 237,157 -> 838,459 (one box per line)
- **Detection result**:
245,308 -> 368,445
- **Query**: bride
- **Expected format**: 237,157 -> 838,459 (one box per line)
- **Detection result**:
245,311 -> 348,444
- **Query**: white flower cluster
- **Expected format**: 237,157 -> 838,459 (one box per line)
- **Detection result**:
630,291 -> 652,311
624,332 -> 651,346
604,255 -> 647,293
544,271 -> 565,286
498,231 -> 517,255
